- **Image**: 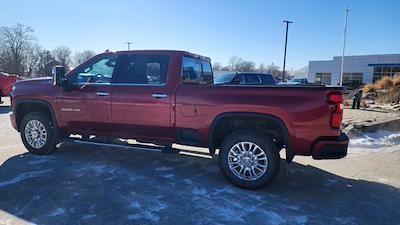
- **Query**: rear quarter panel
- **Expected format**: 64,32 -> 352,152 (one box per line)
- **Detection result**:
175,85 -> 342,156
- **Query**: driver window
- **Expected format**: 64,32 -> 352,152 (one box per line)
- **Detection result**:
73,55 -> 117,84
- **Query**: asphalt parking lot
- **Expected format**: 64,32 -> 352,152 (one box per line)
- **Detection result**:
0,98 -> 399,225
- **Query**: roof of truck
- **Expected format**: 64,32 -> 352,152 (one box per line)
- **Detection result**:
113,50 -> 211,61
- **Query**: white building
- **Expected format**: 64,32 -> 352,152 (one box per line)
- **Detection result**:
308,54 -> 400,85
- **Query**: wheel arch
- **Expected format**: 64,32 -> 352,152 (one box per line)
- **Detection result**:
15,99 -> 58,132
209,112 -> 294,163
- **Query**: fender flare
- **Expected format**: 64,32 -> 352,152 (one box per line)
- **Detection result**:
15,99 -> 58,131
209,112 -> 294,163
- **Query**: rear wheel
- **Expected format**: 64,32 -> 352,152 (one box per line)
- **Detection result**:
219,130 -> 280,189
20,112 -> 58,155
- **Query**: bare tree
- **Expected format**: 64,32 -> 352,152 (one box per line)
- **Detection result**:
52,46 -> 72,71
258,63 -> 267,73
0,23 -> 34,75
266,63 -> 281,77
23,44 -> 42,78
37,50 -> 58,77
73,50 -> 96,67
212,62 -> 222,71
228,56 -> 255,72
228,56 -> 241,71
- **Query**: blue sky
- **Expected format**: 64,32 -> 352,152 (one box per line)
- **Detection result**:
1,0 -> 399,69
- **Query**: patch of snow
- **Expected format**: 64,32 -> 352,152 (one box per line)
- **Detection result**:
214,206 -> 244,223
28,157 -> 50,165
49,208 -> 65,217
130,201 -> 141,209
215,187 -> 236,194
265,210 -> 286,224
155,166 -> 172,172
294,215 -> 308,224
192,187 -> 209,198
127,202 -> 167,222
163,174 -> 174,179
0,170 -> 52,187
82,214 -> 96,220
349,131 -> 400,149
285,205 -> 300,211
325,179 -> 338,186
183,178 -> 192,185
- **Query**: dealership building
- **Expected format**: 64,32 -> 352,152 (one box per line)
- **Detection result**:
308,54 -> 400,85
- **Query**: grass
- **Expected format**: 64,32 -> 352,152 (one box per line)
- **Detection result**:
393,75 -> 400,86
363,76 -> 400,104
376,76 -> 394,90
363,84 -> 376,93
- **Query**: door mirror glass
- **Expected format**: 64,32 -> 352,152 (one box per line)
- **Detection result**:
52,66 -> 65,86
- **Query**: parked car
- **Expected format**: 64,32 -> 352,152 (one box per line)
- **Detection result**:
214,73 -> 277,85
0,72 -> 19,104
292,78 -> 308,84
278,78 -> 309,85
10,50 -> 348,189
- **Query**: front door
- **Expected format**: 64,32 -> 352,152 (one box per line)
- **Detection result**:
56,53 -> 118,135
111,53 -> 174,142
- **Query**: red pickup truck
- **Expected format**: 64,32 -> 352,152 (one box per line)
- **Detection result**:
0,72 -> 18,104
10,50 -> 348,189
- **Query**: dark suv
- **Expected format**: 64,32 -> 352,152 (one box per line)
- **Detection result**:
214,73 -> 277,85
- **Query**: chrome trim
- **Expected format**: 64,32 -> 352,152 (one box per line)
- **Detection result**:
152,93 -> 168,98
96,92 -> 110,96
73,82 -> 166,87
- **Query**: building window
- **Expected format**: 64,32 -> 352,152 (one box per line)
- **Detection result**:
315,73 -> 331,85
342,73 -> 363,85
373,66 -> 400,82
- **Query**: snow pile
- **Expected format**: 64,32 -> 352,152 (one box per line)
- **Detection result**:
349,130 -> 400,149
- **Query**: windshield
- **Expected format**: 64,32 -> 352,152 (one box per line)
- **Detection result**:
214,73 -> 236,84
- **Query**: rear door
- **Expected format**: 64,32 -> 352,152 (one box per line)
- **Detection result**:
111,53 -> 174,142
56,53 -> 118,134
244,74 -> 262,85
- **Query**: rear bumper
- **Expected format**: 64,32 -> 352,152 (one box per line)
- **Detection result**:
312,133 -> 349,160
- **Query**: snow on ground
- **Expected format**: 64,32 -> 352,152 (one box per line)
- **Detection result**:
349,130 -> 400,153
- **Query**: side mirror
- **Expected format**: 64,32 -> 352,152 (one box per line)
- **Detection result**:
52,66 -> 65,86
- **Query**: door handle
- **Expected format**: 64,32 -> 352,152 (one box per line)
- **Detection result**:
96,92 -> 110,96
152,93 -> 168,99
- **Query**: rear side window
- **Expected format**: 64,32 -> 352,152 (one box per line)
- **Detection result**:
259,74 -> 277,85
116,55 -> 169,85
182,57 -> 213,84
244,75 -> 261,84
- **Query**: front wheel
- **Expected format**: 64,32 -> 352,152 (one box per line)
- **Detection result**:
219,130 -> 281,189
20,112 -> 58,155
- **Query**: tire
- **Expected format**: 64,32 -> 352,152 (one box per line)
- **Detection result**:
219,130 -> 281,189
20,111 -> 58,155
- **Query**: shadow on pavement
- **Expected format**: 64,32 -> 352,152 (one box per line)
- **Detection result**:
0,105 -> 11,114
0,142 -> 399,225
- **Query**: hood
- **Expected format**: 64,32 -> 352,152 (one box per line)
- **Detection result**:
15,77 -> 52,85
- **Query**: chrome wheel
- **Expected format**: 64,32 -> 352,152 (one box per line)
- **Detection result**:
227,142 -> 268,181
24,120 -> 47,149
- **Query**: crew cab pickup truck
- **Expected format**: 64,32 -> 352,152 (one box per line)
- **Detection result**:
10,50 -> 348,189
0,72 -> 18,104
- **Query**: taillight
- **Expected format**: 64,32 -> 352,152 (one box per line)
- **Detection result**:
327,93 -> 343,129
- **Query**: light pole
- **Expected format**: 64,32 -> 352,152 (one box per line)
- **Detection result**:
339,6 -> 349,86
125,42 -> 132,50
282,20 -> 293,82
